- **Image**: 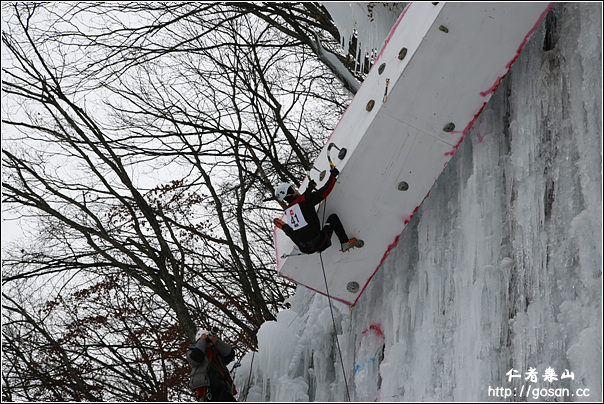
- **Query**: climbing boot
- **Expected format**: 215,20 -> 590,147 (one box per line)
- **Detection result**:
340,238 -> 364,252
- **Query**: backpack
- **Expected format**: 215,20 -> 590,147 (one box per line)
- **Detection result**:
206,348 -> 237,401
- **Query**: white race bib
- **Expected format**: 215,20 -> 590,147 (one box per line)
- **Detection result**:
286,203 -> 308,230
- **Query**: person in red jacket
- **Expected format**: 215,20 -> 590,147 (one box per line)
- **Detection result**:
273,167 -> 359,254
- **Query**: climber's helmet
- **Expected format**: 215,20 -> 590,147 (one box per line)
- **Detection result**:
275,182 -> 297,202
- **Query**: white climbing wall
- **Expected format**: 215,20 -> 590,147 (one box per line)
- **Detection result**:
274,2 -> 553,305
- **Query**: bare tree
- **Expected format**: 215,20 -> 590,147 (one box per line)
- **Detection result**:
2,2 -> 351,401
2,271 -> 197,401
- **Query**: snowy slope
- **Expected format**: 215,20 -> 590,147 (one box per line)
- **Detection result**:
238,2 -> 602,402
275,2 -> 553,305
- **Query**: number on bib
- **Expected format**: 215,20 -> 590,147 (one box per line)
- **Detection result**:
286,204 -> 308,230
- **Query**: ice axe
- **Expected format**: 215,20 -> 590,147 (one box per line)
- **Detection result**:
327,143 -> 347,169
281,252 -> 308,259
304,143 -> 347,184
306,165 -> 326,182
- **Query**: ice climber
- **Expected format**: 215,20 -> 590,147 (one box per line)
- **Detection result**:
186,327 -> 237,402
273,166 -> 361,254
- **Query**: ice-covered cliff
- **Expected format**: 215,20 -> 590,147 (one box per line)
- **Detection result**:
234,3 -> 602,401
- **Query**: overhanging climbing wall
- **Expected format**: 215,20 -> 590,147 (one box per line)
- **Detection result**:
274,2 -> 553,306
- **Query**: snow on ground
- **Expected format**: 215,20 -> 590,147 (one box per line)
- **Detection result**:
233,3 -> 602,401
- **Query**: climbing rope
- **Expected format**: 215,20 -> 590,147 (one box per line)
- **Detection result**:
243,350 -> 256,401
319,194 -> 352,402
319,252 -> 352,401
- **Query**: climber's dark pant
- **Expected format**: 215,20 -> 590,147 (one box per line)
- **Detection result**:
323,214 -> 349,244
297,214 -> 349,254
